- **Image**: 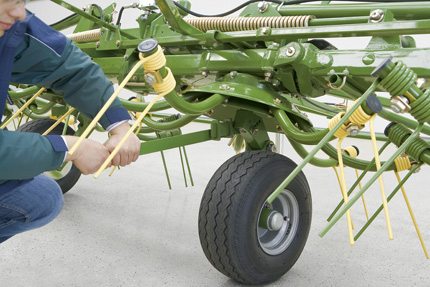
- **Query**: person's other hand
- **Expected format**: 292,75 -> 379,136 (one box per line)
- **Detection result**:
64,136 -> 111,174
104,122 -> 140,167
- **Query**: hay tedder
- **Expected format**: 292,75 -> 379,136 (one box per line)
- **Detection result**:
3,0 -> 430,284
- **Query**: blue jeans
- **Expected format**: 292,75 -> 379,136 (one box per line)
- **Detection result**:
0,174 -> 64,243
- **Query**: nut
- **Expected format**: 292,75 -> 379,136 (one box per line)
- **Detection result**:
261,27 -> 269,35
370,9 -> 385,23
346,124 -> 361,136
144,73 -> 157,85
201,71 -> 209,77
286,46 -> 296,57
230,71 -> 238,78
219,84 -> 230,90
258,1 -> 268,13
390,96 -> 411,113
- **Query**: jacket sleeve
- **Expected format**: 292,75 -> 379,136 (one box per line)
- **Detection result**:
11,15 -> 130,129
0,129 -> 64,180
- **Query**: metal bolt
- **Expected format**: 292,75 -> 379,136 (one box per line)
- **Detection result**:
390,96 -> 410,113
116,40 -> 121,46
416,78 -> 426,89
239,128 -> 247,134
266,142 -> 277,153
213,42 -> 219,48
346,124 -> 361,136
412,164 -> 421,174
265,71 -> 273,81
276,125 -> 283,132
230,71 -> 238,78
96,42 -> 100,48
205,109 -> 214,116
132,76 -> 138,81
220,84 -> 230,90
272,80 -> 280,87
258,1 -> 268,13
144,73 -> 157,85
370,9 -> 385,22
123,54 -> 129,60
274,98 -> 282,105
272,42 -> 280,47
286,46 -> 296,57
261,27 -> 269,35
201,71 -> 209,77
250,127 -> 259,136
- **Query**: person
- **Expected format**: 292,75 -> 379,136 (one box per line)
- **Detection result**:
0,0 -> 141,243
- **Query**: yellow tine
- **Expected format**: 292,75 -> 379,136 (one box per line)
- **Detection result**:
394,171 -> 429,259
336,138 -> 355,245
0,87 -> 46,130
355,169 -> 370,221
42,108 -> 75,136
369,115 -> 393,240
68,57 -> 147,156
93,92 -> 166,179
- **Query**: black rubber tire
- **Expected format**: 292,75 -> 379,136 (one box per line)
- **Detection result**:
17,119 -> 81,194
198,151 -> 312,285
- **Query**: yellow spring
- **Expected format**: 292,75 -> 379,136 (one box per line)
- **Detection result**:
152,67 -> 176,93
141,46 -> 167,72
343,146 -> 358,158
328,112 -> 349,139
394,156 -> 412,172
346,100 -> 372,125
66,29 -> 102,43
184,15 -> 314,32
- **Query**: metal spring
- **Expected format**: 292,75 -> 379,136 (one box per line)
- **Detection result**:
410,89 -> 430,123
184,15 -> 314,32
394,156 -> 411,172
386,123 -> 412,147
386,123 -> 430,161
346,99 -> 371,125
379,61 -> 417,98
66,29 -> 102,43
328,112 -> 349,138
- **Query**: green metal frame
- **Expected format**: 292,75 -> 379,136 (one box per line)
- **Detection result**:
4,0 -> 430,243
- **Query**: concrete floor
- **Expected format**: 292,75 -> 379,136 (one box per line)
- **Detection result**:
1,123 -> 429,287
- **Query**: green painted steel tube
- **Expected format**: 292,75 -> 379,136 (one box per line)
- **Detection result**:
9,86 -> 40,100
354,162 -> 423,241
119,98 -> 172,112
273,109 -> 330,145
288,138 -> 337,168
379,109 -> 430,136
319,123 -> 424,237
278,3 -> 430,20
141,114 -> 199,131
326,141 -> 390,222
309,16 -> 369,26
267,80 -> 380,204
163,93 -> 227,115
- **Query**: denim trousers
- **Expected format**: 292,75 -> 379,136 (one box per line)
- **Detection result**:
0,174 -> 64,243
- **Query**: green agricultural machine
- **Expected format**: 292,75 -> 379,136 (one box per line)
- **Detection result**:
4,0 -> 430,284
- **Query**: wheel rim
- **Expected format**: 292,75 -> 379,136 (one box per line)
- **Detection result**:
257,189 -> 300,255
44,162 -> 73,180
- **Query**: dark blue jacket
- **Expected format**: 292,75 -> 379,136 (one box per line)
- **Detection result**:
0,13 -> 130,183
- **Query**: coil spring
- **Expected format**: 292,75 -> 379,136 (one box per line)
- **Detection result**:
328,112 -> 349,138
379,61 -> 417,98
410,89 -> 430,123
394,156 -> 411,172
343,146 -> 358,158
67,29 -> 102,43
184,15 -> 314,32
386,123 -> 430,161
346,100 -> 372,125
141,46 -> 167,71
386,123 -> 412,147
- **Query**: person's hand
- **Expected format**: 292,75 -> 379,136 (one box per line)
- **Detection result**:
64,136 -> 111,175
104,122 -> 140,167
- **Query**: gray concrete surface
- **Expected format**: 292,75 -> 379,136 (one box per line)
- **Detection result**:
1,0 -> 430,286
